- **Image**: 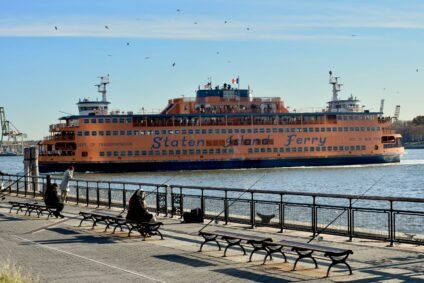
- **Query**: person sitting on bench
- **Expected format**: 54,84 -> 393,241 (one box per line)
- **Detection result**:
44,182 -> 64,218
126,189 -> 156,223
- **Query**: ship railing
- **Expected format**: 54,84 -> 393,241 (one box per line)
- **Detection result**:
2,174 -> 423,246
382,129 -> 396,134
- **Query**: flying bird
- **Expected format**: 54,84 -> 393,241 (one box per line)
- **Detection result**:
172,62 -> 176,67
417,69 -> 419,72
246,27 -> 250,31
194,22 -> 198,24
224,20 -> 227,24
216,51 -> 220,55
177,9 -> 180,12
54,26 -> 58,30
107,54 -> 112,57
126,42 -> 130,46
105,25 -> 109,30
144,57 -> 150,60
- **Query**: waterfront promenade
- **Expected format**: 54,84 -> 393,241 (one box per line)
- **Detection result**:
0,196 -> 423,282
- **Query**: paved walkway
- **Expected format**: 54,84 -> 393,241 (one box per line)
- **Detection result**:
0,195 -> 423,282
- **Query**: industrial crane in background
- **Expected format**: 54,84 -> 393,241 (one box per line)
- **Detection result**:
0,107 -> 25,156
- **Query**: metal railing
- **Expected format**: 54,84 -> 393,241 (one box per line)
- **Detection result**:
1,173 -> 423,246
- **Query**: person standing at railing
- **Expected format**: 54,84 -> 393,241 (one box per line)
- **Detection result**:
59,166 -> 74,202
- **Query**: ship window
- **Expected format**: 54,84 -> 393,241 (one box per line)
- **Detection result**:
208,129 -> 213,134
266,128 -> 271,133
328,146 -> 332,151
315,147 -> 320,151
91,118 -> 96,123
345,146 -> 350,151
354,116 -> 358,120
98,118 -> 103,123
106,151 -> 112,157
248,148 -> 253,153
127,131 -> 132,135
134,151 -> 140,156
349,127 -> 353,131
308,128 -> 313,132
349,116 -> 353,120
321,128 -> 325,132
221,129 -> 226,134
254,148 -> 260,153
241,129 -> 246,134
77,131 -> 82,136
344,127 -> 348,132
273,128 -> 278,133
228,129 -> 233,134
84,119 -> 89,124
168,130 -> 174,134
176,150 -> 181,155
119,118 -> 125,123
215,149 -> 220,154
99,152 -> 105,157
106,131 -> 111,136
355,127 -> 359,131
140,151 -> 146,156
175,130 -> 180,134
182,130 -> 187,134
265,148 -> 270,153
99,131 -> 104,136
286,148 -> 291,153
258,128 -> 263,133
362,145 -> 366,150
371,127 -> 375,131
182,150 -> 187,155
120,151 -> 126,156
214,129 -> 220,134
350,146 -> 355,151
228,148 -> 233,154
120,131 -> 125,135
334,146 -> 338,151
298,147 -> 302,152
202,149 -> 207,154
315,128 -> 319,132
105,118 -> 111,123
290,128 -> 295,132
234,129 -> 239,134
279,148 -> 284,152
338,127 -> 342,132
169,150 -> 174,155
310,147 -> 314,152
207,149 -> 212,154
321,147 -> 326,151
196,149 -> 201,154
356,145 -> 361,150
361,127 -> 365,131
302,128 -> 307,133
376,127 -> 381,131
112,151 -> 118,156
248,129 -> 252,133
327,128 -> 331,132
366,127 -> 370,131
343,116 -> 348,120
155,150 -> 160,155
112,118 -> 118,123
155,130 -> 160,135
331,127 -> 336,132
273,148 -> 278,153
84,131 -> 89,136
149,151 -> 153,156
201,129 -> 206,134
91,131 -> 97,136
304,147 -> 308,152
162,150 -> 167,155
134,130 -> 140,135
188,130 -> 194,134
188,150 -> 194,155
162,130 -> 167,134
128,151 -> 133,156
126,118 -> 131,123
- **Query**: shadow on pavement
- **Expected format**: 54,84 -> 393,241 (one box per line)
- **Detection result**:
154,254 -> 217,267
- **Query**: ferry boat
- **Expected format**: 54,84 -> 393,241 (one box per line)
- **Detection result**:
38,73 -> 404,172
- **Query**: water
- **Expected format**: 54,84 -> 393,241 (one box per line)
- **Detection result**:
1,149 -> 423,199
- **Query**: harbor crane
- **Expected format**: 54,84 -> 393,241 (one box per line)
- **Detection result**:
0,107 -> 25,155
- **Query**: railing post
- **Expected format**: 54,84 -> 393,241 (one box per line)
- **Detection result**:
179,187 -> 184,219
389,200 -> 394,247
156,186 -> 160,216
85,181 -> 89,206
23,176 -> 27,197
279,194 -> 284,233
96,181 -> 100,208
312,196 -> 317,237
16,176 -> 19,196
76,181 -> 79,204
201,189 -> 205,218
108,183 -> 112,209
122,184 -> 127,209
250,192 -> 255,229
165,185 -> 169,217
348,198 -> 353,242
224,190 -> 229,225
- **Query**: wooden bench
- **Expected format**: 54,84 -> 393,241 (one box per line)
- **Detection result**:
198,230 -> 272,260
9,201 -> 56,219
78,211 -> 164,240
263,240 -> 353,277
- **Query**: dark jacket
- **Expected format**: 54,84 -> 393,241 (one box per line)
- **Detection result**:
44,184 -> 62,207
126,191 -> 152,223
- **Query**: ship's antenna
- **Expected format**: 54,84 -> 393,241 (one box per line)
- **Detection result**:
393,105 -> 401,121
379,99 -> 385,114
308,174 -> 385,243
329,70 -> 342,101
198,172 -> 269,233
95,74 -> 110,102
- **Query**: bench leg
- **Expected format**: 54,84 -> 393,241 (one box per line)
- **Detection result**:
248,242 -> 268,262
223,238 -> 245,257
198,234 -> 221,252
263,246 -> 287,265
292,249 -> 318,271
325,253 -> 353,277
78,216 -> 91,227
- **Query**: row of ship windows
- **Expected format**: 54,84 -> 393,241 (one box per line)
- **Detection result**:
78,127 -> 381,137
98,145 -> 367,157
82,115 -> 376,125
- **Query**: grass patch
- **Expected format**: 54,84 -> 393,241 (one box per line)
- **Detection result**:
0,258 -> 38,283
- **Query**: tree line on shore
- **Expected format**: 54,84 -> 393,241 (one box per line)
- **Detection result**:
393,116 -> 424,148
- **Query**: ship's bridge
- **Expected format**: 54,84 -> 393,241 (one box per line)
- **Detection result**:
77,99 -> 110,115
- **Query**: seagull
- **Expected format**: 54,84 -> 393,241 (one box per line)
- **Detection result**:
107,54 -> 112,57
105,25 -> 109,30
416,69 -> 419,72
224,20 -> 227,24
172,62 -> 176,67
194,22 -> 198,24
126,42 -> 130,46
144,57 -> 150,60
246,27 -> 250,31
216,51 -> 220,55
177,9 -> 180,12
54,26 -> 58,30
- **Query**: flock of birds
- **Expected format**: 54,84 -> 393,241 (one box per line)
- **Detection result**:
52,9 -> 250,68
52,9 -> 421,73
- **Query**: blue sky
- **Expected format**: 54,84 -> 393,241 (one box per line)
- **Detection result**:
1,0 -> 423,139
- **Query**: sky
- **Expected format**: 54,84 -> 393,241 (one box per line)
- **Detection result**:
0,0 -> 423,140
